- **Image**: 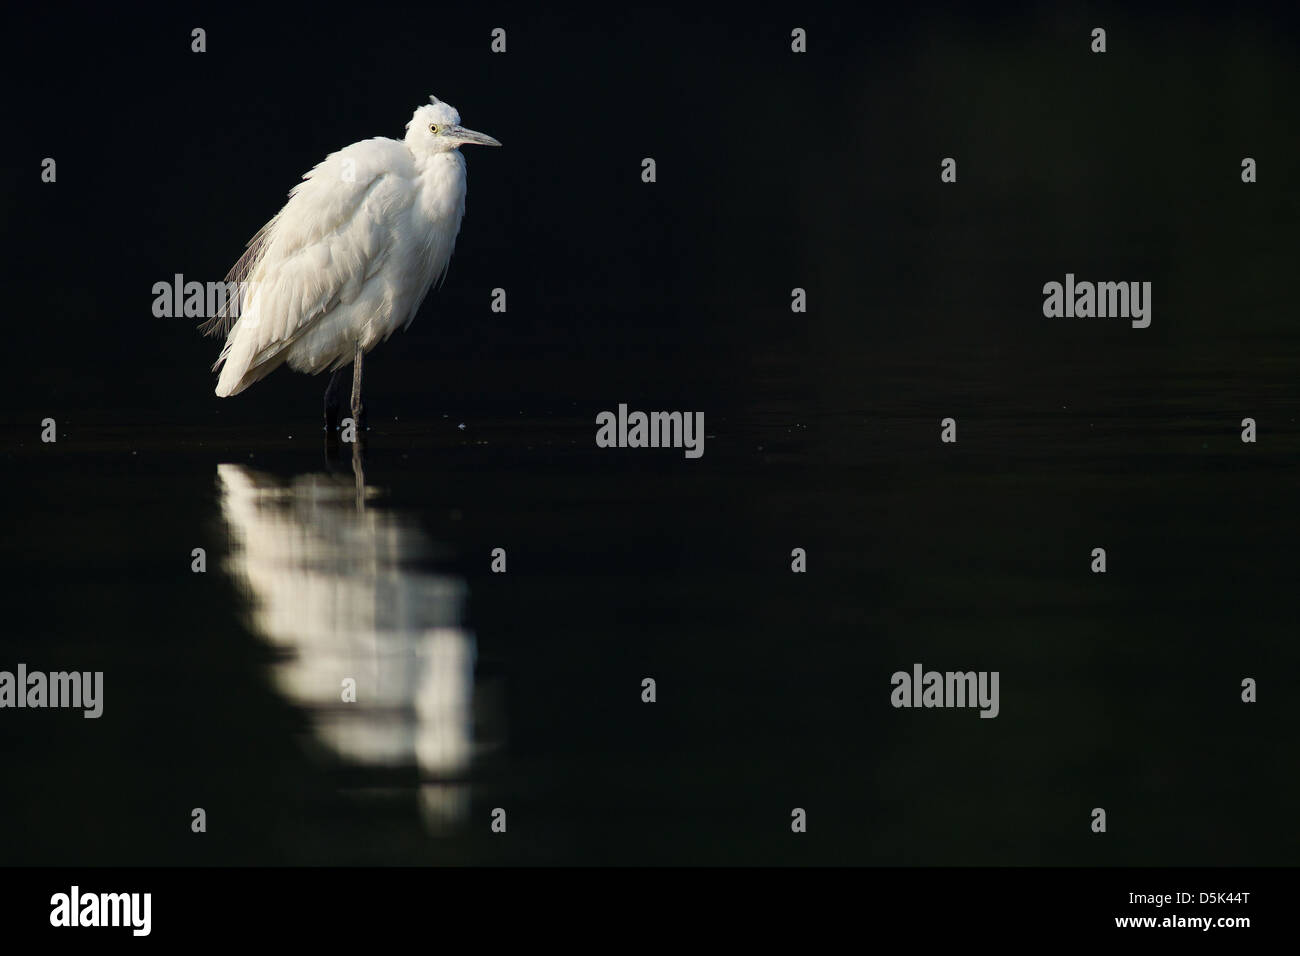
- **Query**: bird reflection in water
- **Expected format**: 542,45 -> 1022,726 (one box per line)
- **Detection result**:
215,449 -> 475,831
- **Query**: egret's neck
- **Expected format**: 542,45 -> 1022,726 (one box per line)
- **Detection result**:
412,150 -> 468,226
412,149 -> 466,178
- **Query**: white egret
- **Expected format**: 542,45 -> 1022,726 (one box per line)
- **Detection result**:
203,96 -> 500,429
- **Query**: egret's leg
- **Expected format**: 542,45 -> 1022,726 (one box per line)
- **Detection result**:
350,343 -> 364,429
351,440 -> 366,514
323,366 -> 349,430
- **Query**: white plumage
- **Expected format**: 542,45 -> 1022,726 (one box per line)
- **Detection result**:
207,96 -> 500,405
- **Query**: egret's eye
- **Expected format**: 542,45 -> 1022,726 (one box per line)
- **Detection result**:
429,124 -> 440,133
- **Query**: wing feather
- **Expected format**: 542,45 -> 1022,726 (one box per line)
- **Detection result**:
211,138 -> 415,393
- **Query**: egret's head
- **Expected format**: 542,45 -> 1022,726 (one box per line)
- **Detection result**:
406,96 -> 501,154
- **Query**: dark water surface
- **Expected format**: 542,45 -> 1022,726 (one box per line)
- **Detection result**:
4,339 -> 1296,865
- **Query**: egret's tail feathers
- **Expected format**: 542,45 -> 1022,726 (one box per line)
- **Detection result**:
215,372 -> 265,398
215,351 -> 287,397
213,328 -> 290,397
214,376 -> 241,398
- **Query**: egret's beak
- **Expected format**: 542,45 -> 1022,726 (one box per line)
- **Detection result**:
449,126 -> 501,147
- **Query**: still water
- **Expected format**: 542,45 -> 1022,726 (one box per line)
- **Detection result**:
3,342 -> 1296,865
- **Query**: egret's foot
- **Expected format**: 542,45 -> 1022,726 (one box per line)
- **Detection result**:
325,407 -> 369,432
324,389 -> 369,431
322,426 -> 367,470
